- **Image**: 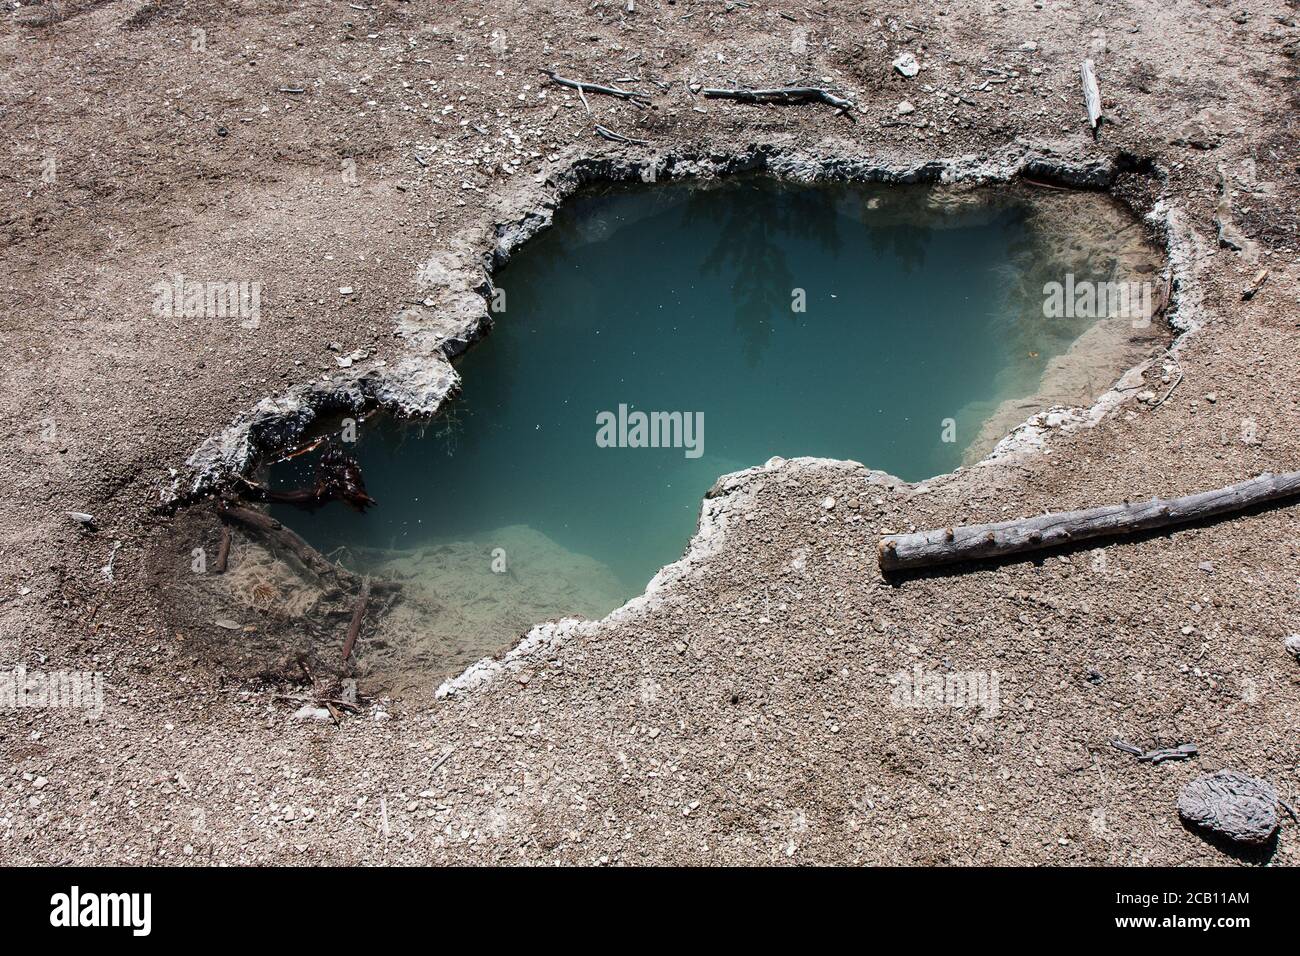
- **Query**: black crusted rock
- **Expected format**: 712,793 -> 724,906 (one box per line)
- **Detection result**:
1177,770 -> 1279,846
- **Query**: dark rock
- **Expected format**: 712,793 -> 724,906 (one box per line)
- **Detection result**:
1177,770 -> 1279,846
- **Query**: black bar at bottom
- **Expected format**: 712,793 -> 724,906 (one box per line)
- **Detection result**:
0,866 -> 1286,940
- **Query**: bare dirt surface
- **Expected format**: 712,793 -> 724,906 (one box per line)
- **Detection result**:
2,0 -> 1298,865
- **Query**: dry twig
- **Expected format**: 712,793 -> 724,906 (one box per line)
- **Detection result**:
539,69 -> 653,105
701,85 -> 855,114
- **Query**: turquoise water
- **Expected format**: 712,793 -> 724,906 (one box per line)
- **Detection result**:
268,180 -> 1133,630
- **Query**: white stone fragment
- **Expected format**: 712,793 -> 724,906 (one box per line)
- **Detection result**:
892,52 -> 920,77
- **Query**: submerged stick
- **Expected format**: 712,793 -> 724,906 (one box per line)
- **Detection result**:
214,525 -> 232,574
701,86 -> 855,112
217,501 -> 350,581
878,471 -> 1300,572
215,500 -> 400,597
341,576 -> 371,663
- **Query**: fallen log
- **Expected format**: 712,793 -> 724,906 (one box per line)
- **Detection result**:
878,471 -> 1300,572
1242,268 -> 1270,301
274,692 -> 361,713
701,85 -> 855,112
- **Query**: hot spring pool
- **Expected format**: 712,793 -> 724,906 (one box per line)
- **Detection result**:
263,178 -> 1163,678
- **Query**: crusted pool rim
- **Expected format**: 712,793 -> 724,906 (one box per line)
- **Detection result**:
166,137 -> 1207,699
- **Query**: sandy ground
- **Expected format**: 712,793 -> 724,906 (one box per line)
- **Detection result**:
2,0 -> 1299,865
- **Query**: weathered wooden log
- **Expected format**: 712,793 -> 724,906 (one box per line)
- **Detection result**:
1242,268 -> 1270,301
1080,59 -> 1102,130
701,86 -> 855,111
878,471 -> 1300,572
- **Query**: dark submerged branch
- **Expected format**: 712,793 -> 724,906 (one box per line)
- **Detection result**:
341,576 -> 371,663
237,445 -> 376,513
214,525 -> 231,574
216,501 -> 347,581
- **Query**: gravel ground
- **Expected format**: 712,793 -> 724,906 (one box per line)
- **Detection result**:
1,0 -> 1298,865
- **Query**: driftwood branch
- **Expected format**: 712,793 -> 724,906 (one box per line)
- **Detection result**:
1080,59 -> 1102,131
341,576 -> 371,663
701,86 -> 855,112
539,69 -> 653,105
879,471 -> 1300,572
1111,740 -> 1199,764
